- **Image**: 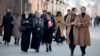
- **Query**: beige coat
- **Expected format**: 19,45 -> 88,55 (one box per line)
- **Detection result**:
78,14 -> 91,46
12,16 -> 22,38
66,15 -> 80,45
55,16 -> 65,37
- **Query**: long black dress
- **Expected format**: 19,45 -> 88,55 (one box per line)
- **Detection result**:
43,18 -> 54,43
21,14 -> 33,52
1,12 -> 13,43
31,17 -> 44,51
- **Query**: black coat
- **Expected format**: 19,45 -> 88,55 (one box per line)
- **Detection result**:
21,14 -> 33,29
2,12 -> 13,33
21,13 -> 33,51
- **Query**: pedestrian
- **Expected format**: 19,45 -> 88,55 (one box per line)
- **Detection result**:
55,11 -> 65,44
66,7 -> 80,56
41,10 -> 47,45
64,9 -> 71,21
20,9 -> 33,52
78,6 -> 91,56
1,9 -> 13,45
31,11 -> 44,52
43,12 -> 55,52
13,13 -> 21,45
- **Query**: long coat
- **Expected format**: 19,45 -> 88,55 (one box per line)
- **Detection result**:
21,13 -> 33,51
1,12 -> 13,33
78,14 -> 91,46
55,16 -> 65,37
12,16 -> 21,38
66,15 -> 80,45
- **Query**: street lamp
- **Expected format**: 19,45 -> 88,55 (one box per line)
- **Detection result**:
37,0 -> 39,10
51,0 -> 54,14
45,0 -> 49,10
56,0 -> 59,11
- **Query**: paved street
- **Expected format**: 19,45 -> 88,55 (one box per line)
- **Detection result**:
0,26 -> 100,56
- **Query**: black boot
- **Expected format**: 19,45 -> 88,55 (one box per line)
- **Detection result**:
4,41 -> 7,45
71,50 -> 74,56
46,48 -> 49,52
36,50 -> 39,53
16,38 -> 19,45
49,46 -> 52,52
14,38 -> 17,45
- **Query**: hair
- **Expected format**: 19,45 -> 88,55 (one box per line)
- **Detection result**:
43,10 -> 47,12
72,7 -> 76,11
67,9 -> 70,11
46,12 -> 51,16
56,11 -> 62,17
81,6 -> 86,10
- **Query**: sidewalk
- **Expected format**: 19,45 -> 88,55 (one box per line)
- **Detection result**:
0,26 -> 100,56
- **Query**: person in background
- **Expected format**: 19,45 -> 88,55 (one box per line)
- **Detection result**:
64,9 -> 71,21
41,10 -> 47,45
13,13 -> 21,45
20,9 -> 33,52
43,12 -> 55,52
1,9 -> 13,45
55,11 -> 65,44
66,7 -> 80,56
31,11 -> 44,52
78,6 -> 91,56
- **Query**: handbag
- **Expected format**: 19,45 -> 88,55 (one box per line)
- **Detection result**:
19,26 -> 26,32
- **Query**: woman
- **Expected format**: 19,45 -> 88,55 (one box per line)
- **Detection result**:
1,9 -> 13,45
55,11 -> 65,44
66,8 -> 80,56
43,12 -> 54,52
78,6 -> 91,56
31,11 -> 44,52
20,10 -> 33,52
13,13 -> 21,45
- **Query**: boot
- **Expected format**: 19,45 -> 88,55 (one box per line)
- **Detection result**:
46,48 -> 49,52
49,46 -> 52,51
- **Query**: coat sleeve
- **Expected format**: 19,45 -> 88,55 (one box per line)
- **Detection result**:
82,15 -> 90,27
66,15 -> 71,27
74,16 -> 81,27
61,17 -> 65,25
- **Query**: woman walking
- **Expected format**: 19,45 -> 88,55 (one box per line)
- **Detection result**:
55,11 -> 65,44
66,8 -> 80,56
1,9 -> 13,45
78,6 -> 91,56
31,11 -> 44,52
43,12 -> 54,52
13,13 -> 21,45
20,10 -> 33,52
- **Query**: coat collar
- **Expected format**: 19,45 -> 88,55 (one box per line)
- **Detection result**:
22,13 -> 33,19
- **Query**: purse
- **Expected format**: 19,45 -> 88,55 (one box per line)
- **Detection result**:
19,26 -> 26,32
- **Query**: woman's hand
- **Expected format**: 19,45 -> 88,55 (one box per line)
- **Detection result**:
37,28 -> 40,31
23,21 -> 29,24
71,22 -> 75,25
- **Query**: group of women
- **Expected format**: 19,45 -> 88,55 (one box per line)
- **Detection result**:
66,6 -> 91,56
1,6 -> 91,56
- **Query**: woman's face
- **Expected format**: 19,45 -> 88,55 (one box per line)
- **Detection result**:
81,7 -> 86,13
35,12 -> 40,18
25,10 -> 29,15
73,9 -> 77,14
46,14 -> 51,20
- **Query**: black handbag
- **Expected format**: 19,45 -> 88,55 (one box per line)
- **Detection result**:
19,26 -> 26,32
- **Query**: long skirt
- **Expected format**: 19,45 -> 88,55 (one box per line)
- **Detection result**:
31,29 -> 42,50
43,28 -> 53,43
55,27 -> 65,43
69,25 -> 76,49
3,32 -> 12,42
21,28 -> 31,51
